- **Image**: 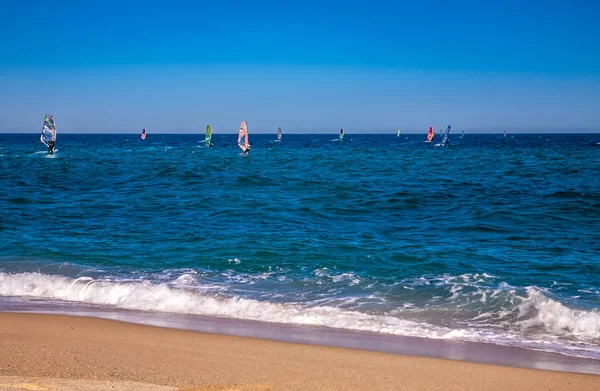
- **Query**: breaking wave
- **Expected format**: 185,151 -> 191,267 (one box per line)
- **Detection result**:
1,271 -> 599,359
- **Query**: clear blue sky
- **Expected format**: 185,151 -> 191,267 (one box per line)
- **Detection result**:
1,0 -> 599,133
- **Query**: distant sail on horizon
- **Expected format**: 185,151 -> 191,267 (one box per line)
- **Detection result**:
205,125 -> 213,147
461,130 -> 464,138
427,126 -> 434,142
238,121 -> 249,153
277,127 -> 283,141
397,129 -> 401,137
441,125 -> 451,145
339,128 -> 344,140
141,128 -> 146,140
40,114 -> 57,152
504,129 -> 507,138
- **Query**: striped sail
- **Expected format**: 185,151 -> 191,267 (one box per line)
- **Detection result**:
40,114 -> 57,147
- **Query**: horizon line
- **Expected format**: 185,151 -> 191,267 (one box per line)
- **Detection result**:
2,131 -> 599,135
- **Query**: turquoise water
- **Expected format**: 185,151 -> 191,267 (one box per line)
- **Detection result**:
1,133 -> 599,359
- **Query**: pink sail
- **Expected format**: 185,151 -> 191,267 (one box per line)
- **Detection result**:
427,126 -> 434,142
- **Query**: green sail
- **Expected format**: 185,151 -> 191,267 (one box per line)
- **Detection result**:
205,125 -> 213,147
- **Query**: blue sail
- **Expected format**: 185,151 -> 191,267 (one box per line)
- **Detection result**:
441,125 -> 451,145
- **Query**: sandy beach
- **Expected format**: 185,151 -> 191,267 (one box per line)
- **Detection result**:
0,313 -> 598,390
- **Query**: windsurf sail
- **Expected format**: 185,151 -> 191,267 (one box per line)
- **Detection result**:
277,127 -> 282,141
427,126 -> 434,142
141,128 -> 147,140
238,121 -> 249,153
205,125 -> 213,147
397,129 -> 401,137
504,129 -> 507,138
40,114 -> 57,150
339,128 -> 345,140
461,130 -> 464,138
441,125 -> 451,145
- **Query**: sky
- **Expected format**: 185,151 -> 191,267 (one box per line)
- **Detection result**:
1,0 -> 599,133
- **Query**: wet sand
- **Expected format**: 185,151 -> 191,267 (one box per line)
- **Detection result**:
0,313 -> 599,391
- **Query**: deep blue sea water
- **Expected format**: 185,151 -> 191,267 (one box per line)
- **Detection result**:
1,132 -> 599,359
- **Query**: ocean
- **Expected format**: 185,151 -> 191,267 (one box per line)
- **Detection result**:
1,133 -> 599,362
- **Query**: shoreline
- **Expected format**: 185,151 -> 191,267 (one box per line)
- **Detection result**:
2,303 -> 600,376
1,313 -> 599,391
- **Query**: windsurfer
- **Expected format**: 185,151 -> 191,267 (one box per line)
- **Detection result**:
238,121 -> 250,153
205,125 -> 213,147
427,126 -> 434,142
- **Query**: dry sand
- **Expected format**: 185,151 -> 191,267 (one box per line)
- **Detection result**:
0,313 -> 598,390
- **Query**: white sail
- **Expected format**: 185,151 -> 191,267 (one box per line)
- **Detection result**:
238,121 -> 249,153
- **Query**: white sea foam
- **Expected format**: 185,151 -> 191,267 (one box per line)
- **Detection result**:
516,287 -> 600,342
173,273 -> 198,285
0,272 -> 450,338
1,272 -> 599,358
314,268 -> 362,285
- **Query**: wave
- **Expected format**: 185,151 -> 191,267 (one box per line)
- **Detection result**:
517,287 -> 600,343
1,272 -> 599,359
0,271 -> 448,337
396,274 -> 600,343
